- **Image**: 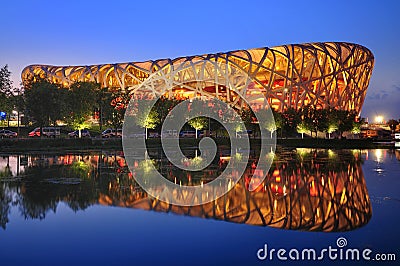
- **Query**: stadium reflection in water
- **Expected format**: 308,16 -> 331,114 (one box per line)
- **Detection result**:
0,148 -> 372,232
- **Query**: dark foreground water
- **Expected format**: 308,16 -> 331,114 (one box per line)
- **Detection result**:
0,147 -> 399,265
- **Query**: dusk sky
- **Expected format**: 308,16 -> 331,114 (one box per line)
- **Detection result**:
1,0 -> 399,120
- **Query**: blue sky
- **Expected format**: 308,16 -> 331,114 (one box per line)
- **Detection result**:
1,0 -> 399,120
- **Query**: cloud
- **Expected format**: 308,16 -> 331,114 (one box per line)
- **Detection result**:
367,93 -> 381,100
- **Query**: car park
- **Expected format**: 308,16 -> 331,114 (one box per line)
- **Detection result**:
0,129 -> 17,138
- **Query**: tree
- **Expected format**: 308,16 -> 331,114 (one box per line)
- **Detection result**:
325,108 -> 339,139
135,107 -> 160,139
102,90 -> 130,131
0,65 -> 13,95
300,106 -> 317,137
297,121 -> 309,139
327,123 -> 338,139
387,119 -> 399,133
351,121 -> 361,138
153,96 -> 182,126
261,109 -> 283,138
240,107 -> 255,130
335,110 -> 357,138
66,82 -> 98,136
188,117 -> 208,139
24,79 -> 67,133
95,87 -> 113,130
0,65 -> 14,126
282,108 -> 300,136
131,99 -> 160,139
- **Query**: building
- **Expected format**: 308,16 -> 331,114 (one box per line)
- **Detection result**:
21,42 -> 374,113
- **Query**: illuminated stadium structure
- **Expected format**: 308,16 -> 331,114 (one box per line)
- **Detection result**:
21,42 -> 374,113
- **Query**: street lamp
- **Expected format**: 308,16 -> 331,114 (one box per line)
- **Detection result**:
374,115 -> 384,124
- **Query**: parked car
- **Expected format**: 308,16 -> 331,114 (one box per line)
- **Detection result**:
28,127 -> 60,138
198,130 -> 215,138
0,129 -> 17,138
68,129 -> 91,138
148,131 -> 160,138
180,131 -> 196,138
101,128 -> 122,138
161,130 -> 179,138
236,130 -> 253,138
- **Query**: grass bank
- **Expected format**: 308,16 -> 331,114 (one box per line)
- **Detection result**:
0,137 -> 395,152
0,138 -> 122,152
276,138 -> 394,149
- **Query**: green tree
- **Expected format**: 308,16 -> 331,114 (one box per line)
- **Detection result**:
188,116 -> 208,139
101,90 -> 131,131
95,87 -> 113,130
282,108 -> 300,136
0,65 -> 14,126
240,107 -> 255,128
261,109 -> 283,138
0,65 -> 13,95
66,82 -> 98,136
327,122 -> 338,139
301,106 -> 317,137
351,121 -> 361,138
335,110 -> 357,138
24,79 -> 67,134
153,96 -> 182,126
297,121 -> 309,139
325,108 -> 339,139
136,110 -> 160,139
387,119 -> 399,133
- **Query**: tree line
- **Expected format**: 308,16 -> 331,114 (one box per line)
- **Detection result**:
0,64 -> 129,132
2,64 -> 399,138
271,107 -> 362,139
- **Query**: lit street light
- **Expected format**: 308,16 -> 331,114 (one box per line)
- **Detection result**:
374,115 -> 384,124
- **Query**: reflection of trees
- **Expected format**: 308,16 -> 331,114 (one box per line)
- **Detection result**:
0,149 -> 372,232
0,184 -> 12,229
0,152 -> 112,227
13,165 -> 99,220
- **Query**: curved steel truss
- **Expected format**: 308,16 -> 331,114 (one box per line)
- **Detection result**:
21,42 -> 374,113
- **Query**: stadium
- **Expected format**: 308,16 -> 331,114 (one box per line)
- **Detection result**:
21,42 -> 374,113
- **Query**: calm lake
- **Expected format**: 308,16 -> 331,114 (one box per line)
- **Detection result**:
0,147 -> 399,265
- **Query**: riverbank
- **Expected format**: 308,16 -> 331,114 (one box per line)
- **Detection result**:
0,137 -> 396,152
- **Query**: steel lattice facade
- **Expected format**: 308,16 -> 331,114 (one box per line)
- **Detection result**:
21,42 -> 374,113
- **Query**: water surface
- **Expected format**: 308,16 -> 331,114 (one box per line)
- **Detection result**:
0,148 -> 399,265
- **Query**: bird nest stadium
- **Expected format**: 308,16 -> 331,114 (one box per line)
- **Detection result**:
21,42 -> 374,113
